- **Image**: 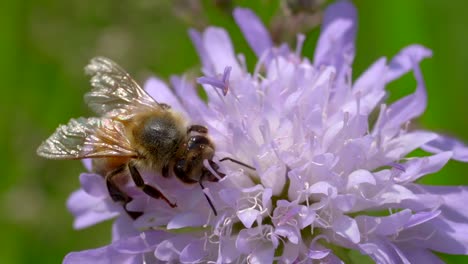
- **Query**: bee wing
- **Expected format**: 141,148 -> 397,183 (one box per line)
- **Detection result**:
84,57 -> 163,119
37,117 -> 138,159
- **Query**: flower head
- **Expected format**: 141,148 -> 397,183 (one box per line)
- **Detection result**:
65,1 -> 468,263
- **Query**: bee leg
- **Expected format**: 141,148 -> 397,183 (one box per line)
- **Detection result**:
105,166 -> 143,220
219,157 -> 256,170
198,180 -> 218,216
128,163 -> 177,208
187,125 -> 208,134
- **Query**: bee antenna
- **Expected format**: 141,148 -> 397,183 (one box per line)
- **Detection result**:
219,157 -> 255,170
199,180 -> 218,216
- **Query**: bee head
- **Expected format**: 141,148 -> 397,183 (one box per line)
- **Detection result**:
173,135 -> 225,183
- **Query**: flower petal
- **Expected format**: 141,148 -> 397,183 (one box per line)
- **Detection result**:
250,245 -> 275,264
180,241 -> 207,263
67,189 -> 120,229
154,236 -> 193,261
380,61 -> 427,136
384,131 -> 438,161
401,186 -> 468,254
422,134 -> 468,162
399,248 -> 444,264
79,173 -> 107,198
353,57 -> 387,95
346,169 -> 376,190
188,29 -> 213,74
233,8 -> 273,59
82,159 -> 92,171
144,77 -> 187,117
404,210 -> 441,229
113,231 -> 168,254
314,1 -> 357,74
386,45 -> 432,83
395,152 -> 452,182
112,214 -> 139,242
203,27 -> 241,78
237,208 -> 260,228
332,215 -> 360,243
359,239 -> 411,264
356,209 -> 412,236
63,244 -> 141,264
166,211 -> 206,229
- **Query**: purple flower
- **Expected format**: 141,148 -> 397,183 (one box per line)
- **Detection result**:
64,1 -> 468,263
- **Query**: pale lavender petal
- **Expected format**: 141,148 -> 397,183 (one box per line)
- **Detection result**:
401,186 -> 468,254
308,235 -> 332,260
166,211 -> 206,229
219,237 -> 241,263
249,244 -> 275,264
308,248 -> 331,259
281,241 -> 300,263
321,252 -> 345,264
356,209 -> 412,236
237,208 -> 260,228
203,27 -> 241,78
399,248 -> 444,264
63,245 -> 141,264
79,173 -> 107,198
299,206 -> 316,228
113,231 -> 168,254
411,217 -> 468,254
233,8 -> 273,58
154,236 -> 193,261
353,57 -> 387,95
332,215 -> 360,243
384,131 -> 438,160
422,134 -> 468,162
404,210 -> 441,229
359,239 -> 411,264
275,225 -> 300,244
67,189 -> 120,229
180,241 -> 207,263
144,77 -> 187,116
82,159 -> 92,171
261,164 -> 286,196
235,228 -> 255,254
236,226 -> 276,256
65,232 -> 169,264
314,1 -> 357,74
386,45 -> 432,83
112,215 -> 139,242
333,194 -> 356,212
381,61 -> 427,134
346,169 -> 376,189
188,29 -> 213,74
418,186 -> 468,226
395,152 -> 452,182
170,75 -> 210,124
350,58 -> 387,114
308,181 -> 338,197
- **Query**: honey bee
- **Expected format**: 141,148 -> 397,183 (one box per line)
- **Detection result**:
37,57 -> 235,217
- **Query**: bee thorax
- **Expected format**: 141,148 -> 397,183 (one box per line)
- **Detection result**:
132,113 -> 185,166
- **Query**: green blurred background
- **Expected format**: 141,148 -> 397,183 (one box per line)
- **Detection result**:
1,0 -> 467,263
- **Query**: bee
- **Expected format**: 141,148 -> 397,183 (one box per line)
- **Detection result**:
37,57 -> 233,217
